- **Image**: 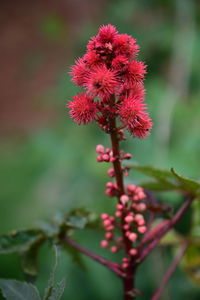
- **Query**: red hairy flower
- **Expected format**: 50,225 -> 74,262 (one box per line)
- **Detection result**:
119,82 -> 145,99
68,24 -> 152,137
83,51 -> 101,67
128,115 -> 152,138
111,55 -> 129,71
67,93 -> 98,125
119,96 -> 152,138
113,34 -> 139,58
70,58 -> 89,86
97,24 -> 118,43
84,65 -> 119,100
123,60 -> 147,87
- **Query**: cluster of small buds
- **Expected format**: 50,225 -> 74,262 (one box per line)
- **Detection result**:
96,144 -> 132,166
107,166 -> 129,178
100,185 -> 148,261
100,213 -> 120,253
95,145 -> 115,162
105,182 -> 119,197
126,184 -> 147,212
67,24 -> 152,138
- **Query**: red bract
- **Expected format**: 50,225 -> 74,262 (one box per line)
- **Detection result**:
67,93 -> 98,125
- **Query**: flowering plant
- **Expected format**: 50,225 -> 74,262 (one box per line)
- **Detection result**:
0,25 -> 199,300
67,25 -> 199,299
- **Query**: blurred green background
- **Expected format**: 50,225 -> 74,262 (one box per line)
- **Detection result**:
0,0 -> 200,299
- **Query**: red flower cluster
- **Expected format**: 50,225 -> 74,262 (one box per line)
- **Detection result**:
68,24 -> 152,138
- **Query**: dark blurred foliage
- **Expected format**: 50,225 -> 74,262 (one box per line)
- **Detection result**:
0,0 -> 200,299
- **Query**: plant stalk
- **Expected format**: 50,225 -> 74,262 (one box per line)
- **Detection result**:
64,236 -> 125,278
109,108 -> 135,299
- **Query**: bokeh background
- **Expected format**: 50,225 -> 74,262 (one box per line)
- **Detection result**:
0,0 -> 200,299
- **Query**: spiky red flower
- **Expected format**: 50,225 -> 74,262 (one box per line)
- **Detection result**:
113,34 -> 139,58
68,24 -> 152,137
70,58 -> 89,86
123,60 -> 147,87
119,82 -> 145,99
83,51 -> 101,67
128,115 -> 152,138
96,24 -> 118,43
111,55 -> 129,71
119,96 -> 152,138
67,93 -> 98,125
84,65 -> 119,101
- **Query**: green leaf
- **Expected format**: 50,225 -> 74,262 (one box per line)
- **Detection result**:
66,215 -> 87,229
43,246 -> 65,300
0,279 -> 41,300
21,237 -> 45,277
127,163 -> 200,197
140,181 -> 176,191
47,279 -> 66,300
127,164 -> 173,181
171,168 -> 200,197
43,246 -> 58,300
63,243 -> 86,269
160,229 -> 184,246
181,244 -> 200,285
64,208 -> 99,230
37,221 -> 59,238
0,229 -> 45,255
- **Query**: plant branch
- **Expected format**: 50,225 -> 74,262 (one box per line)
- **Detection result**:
64,236 -> 125,278
109,101 -> 135,300
137,195 -> 193,263
151,242 -> 188,300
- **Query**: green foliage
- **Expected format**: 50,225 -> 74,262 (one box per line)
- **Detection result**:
64,208 -> 99,230
21,239 -> 45,277
43,246 -> 66,300
0,280 -> 41,300
127,163 -> 200,197
171,168 -> 200,198
0,230 -> 45,255
0,229 -> 46,278
181,244 -> 200,286
0,208 -> 98,277
0,247 -> 66,300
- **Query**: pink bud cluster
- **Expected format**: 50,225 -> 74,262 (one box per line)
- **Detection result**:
95,144 -> 131,178
100,184 -> 148,264
67,24 -> 152,139
95,144 -> 115,163
100,213 -> 120,253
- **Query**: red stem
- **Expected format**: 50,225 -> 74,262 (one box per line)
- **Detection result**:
109,109 -> 135,300
64,236 -> 125,278
137,196 -> 193,263
151,243 -> 188,300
